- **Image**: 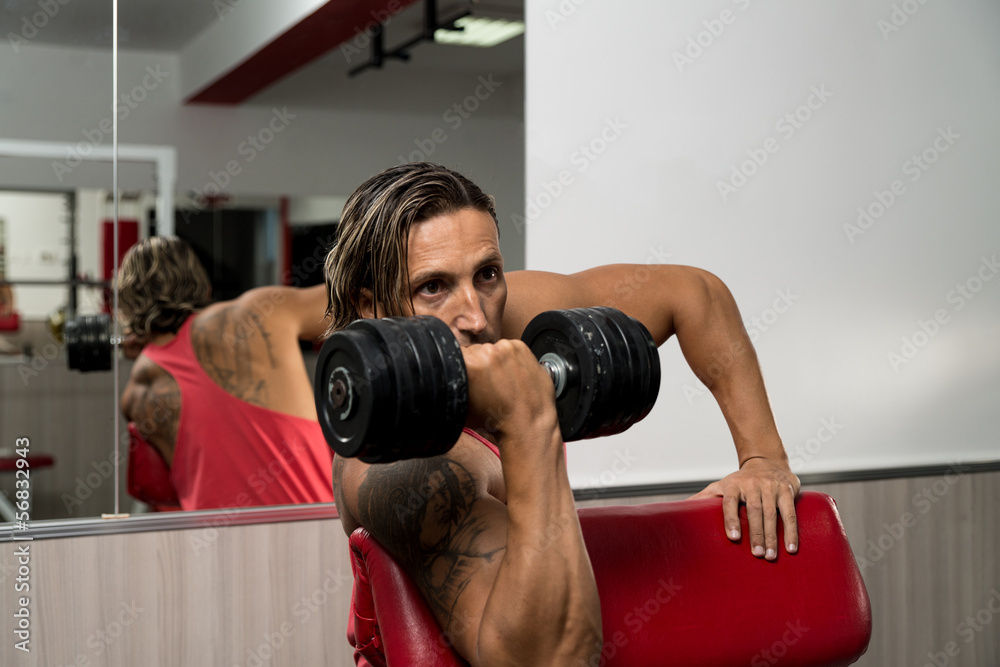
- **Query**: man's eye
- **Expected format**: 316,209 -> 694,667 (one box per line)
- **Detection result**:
420,282 -> 441,295
480,267 -> 498,281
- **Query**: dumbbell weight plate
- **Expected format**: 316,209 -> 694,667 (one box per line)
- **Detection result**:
314,316 -> 468,463
521,308 -> 606,440
521,307 -> 660,441
597,307 -> 661,437
314,321 -> 392,460
583,308 -> 636,437
366,317 -> 468,463
65,314 -> 113,372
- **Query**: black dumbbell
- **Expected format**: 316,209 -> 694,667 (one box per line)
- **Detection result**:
64,314 -> 114,372
314,307 -> 660,464
521,307 -> 660,442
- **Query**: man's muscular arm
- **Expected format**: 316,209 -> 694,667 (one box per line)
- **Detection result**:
503,265 -> 800,559
342,340 -> 602,666
120,358 -> 180,464
272,283 -> 330,341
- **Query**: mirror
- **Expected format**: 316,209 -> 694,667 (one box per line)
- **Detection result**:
0,0 -> 118,523
0,0 -> 525,522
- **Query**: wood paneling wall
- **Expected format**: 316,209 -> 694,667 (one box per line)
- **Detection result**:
2,470 -> 997,666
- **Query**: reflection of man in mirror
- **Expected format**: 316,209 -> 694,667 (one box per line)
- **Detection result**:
326,162 -> 800,666
0,284 -> 12,319
117,236 -> 334,510
0,218 -> 13,321
0,283 -> 16,355
0,220 -> 18,353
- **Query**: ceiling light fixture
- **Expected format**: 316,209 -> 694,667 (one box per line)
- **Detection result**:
434,16 -> 525,48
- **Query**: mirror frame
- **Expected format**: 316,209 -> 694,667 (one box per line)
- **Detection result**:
0,139 -> 176,230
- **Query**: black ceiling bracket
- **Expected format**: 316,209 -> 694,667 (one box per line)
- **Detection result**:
348,0 -> 471,78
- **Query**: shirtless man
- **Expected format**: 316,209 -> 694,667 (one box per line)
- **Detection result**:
326,163 -> 800,665
118,237 -> 333,510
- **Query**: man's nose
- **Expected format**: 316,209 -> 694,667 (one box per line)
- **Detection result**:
452,285 -> 487,342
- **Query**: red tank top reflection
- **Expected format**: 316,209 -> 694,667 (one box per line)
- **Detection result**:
141,316 -> 334,510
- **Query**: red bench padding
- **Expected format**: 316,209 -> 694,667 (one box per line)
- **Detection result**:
127,422 -> 181,510
348,491 -> 871,667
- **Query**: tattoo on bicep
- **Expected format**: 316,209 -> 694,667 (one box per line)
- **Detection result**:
133,381 -> 180,447
356,457 -> 505,627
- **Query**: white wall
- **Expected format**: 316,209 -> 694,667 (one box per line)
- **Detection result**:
0,41 -> 526,269
526,0 -> 1000,486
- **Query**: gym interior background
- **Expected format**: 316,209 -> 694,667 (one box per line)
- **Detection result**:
1,1 -> 998,665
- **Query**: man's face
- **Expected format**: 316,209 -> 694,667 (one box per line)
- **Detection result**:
405,208 -> 506,346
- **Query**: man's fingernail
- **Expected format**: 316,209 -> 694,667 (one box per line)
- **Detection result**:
766,548 -> 776,560
753,545 -> 764,557
729,529 -> 740,540
788,543 -> 797,553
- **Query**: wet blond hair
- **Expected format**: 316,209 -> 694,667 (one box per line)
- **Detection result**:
118,236 -> 212,337
324,163 -> 497,335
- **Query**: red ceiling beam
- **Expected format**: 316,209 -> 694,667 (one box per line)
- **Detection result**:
186,0 -> 419,105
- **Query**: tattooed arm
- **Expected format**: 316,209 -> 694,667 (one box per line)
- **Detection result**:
236,284 -> 331,342
121,356 -> 181,464
338,339 -> 602,667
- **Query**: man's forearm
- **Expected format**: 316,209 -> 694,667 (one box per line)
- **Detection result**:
476,431 -> 602,666
672,270 -> 788,465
